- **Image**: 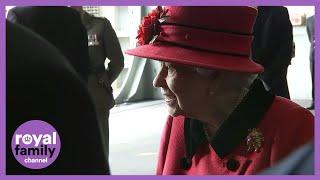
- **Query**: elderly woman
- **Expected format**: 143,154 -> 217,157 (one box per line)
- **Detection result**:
126,6 -> 314,175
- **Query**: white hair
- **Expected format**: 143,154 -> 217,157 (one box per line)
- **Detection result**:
194,67 -> 216,76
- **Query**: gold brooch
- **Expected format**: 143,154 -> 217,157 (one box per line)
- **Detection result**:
246,128 -> 264,152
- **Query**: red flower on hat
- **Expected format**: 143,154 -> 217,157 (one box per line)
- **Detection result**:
136,6 -> 168,46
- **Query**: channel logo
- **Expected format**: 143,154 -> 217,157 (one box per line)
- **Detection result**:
11,120 -> 61,169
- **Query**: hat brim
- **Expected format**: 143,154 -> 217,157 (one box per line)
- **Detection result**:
125,42 -> 263,73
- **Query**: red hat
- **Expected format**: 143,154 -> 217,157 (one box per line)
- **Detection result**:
125,6 -> 263,73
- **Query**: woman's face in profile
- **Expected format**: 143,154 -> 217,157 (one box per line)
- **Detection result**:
153,62 -> 212,118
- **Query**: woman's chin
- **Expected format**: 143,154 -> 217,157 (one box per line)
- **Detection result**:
167,106 -> 184,117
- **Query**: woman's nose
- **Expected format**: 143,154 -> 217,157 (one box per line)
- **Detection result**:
153,69 -> 166,88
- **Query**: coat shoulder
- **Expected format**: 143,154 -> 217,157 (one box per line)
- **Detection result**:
260,96 -> 314,158
271,97 -> 313,120
263,96 -> 314,131
8,6 -> 34,15
86,13 -> 109,23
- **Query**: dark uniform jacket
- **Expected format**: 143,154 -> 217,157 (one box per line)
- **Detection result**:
156,79 -> 314,175
251,6 -> 293,99
251,6 -> 293,69
7,6 -> 90,81
82,12 -> 124,109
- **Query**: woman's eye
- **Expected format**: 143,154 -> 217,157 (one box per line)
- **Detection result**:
166,63 -> 175,69
167,65 -> 176,72
162,63 -> 178,74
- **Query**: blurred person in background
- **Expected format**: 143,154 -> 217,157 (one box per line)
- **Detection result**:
261,141 -> 314,175
7,20 -> 109,174
72,6 -> 124,165
306,15 -> 315,110
251,6 -> 294,99
7,6 -> 90,81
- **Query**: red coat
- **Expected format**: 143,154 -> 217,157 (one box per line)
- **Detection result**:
156,81 -> 314,175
